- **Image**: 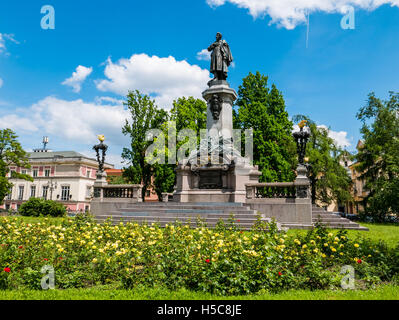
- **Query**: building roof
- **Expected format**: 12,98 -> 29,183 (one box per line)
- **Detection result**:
28,151 -> 89,159
26,151 -> 114,168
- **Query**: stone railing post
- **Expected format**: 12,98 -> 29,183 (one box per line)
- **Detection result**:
295,164 -> 310,199
246,185 -> 255,199
162,193 -> 169,202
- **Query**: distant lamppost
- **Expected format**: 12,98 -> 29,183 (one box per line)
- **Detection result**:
43,136 -> 49,150
293,120 -> 310,165
293,121 -> 311,198
48,180 -> 57,200
93,135 -> 108,182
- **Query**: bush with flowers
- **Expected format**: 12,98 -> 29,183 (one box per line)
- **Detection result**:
0,216 -> 398,294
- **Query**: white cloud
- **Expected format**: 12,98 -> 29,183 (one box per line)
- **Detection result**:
0,33 -> 19,54
94,96 -> 125,105
62,65 -> 93,93
292,123 -> 351,148
318,125 -> 351,148
0,78 -> 3,88
0,96 -> 129,147
95,54 -> 211,109
196,49 -> 211,61
0,114 -> 39,132
206,0 -> 399,29
31,96 -> 128,145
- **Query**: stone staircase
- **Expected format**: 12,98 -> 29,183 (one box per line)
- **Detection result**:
94,202 -> 280,231
94,203 -> 368,231
311,206 -> 368,231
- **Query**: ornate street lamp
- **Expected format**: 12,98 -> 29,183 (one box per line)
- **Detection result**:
293,120 -> 310,165
93,135 -> 108,181
293,121 -> 311,198
43,136 -> 49,150
48,180 -> 57,200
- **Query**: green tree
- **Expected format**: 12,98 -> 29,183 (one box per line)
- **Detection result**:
292,115 -> 352,207
108,175 -> 130,185
234,71 -> 297,182
355,92 -> 399,221
0,129 -> 32,204
122,90 -> 169,201
171,96 -> 207,138
151,97 -> 207,199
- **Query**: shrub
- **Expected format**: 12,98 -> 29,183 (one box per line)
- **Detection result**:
18,198 -> 66,217
0,217 -> 397,293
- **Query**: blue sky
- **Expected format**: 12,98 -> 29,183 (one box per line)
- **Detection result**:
1,0 -> 399,168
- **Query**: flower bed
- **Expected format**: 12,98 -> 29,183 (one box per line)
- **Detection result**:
0,216 -> 398,295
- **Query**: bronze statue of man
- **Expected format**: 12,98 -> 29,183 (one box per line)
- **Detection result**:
208,32 -> 233,82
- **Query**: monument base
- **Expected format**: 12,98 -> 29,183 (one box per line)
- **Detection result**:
173,163 -> 261,203
173,79 -> 261,203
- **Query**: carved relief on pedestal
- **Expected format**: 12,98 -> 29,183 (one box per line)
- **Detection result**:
210,94 -> 222,121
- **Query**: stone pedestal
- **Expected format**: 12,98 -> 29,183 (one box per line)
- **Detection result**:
173,81 -> 261,203
203,80 -> 236,142
295,164 -> 311,199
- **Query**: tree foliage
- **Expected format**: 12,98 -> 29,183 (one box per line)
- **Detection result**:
152,97 -> 207,199
170,97 -> 207,137
355,92 -> 399,221
121,90 -> 169,201
234,72 -> 297,182
292,115 -> 352,207
122,92 -> 207,201
0,129 -> 32,204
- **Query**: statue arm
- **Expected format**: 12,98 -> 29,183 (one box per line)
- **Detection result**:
208,42 -> 217,51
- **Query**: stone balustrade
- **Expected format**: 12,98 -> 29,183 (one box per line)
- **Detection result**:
94,184 -> 142,201
246,181 -> 310,200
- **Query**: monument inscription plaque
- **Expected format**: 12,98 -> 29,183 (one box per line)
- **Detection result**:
199,170 -> 222,189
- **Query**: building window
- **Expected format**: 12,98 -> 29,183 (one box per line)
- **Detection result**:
18,186 -> 24,201
21,169 -> 27,175
61,186 -> 70,201
5,204 -> 10,211
146,190 -> 151,197
30,186 -> 36,198
42,186 -> 49,200
86,186 -> 92,198
33,169 -> 38,178
6,187 -> 12,200
45,169 -> 50,177
87,170 -> 91,178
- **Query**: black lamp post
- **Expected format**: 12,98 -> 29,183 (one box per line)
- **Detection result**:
293,121 -> 310,165
293,121 -> 311,199
93,135 -> 108,176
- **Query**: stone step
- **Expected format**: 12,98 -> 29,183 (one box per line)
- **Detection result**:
312,218 -> 349,222
111,212 -> 260,219
95,216 -> 273,231
123,202 -> 245,208
114,208 -> 253,214
281,223 -> 313,230
96,215 -> 262,224
310,207 -> 367,231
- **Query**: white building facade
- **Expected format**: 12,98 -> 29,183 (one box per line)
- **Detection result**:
2,150 -> 114,213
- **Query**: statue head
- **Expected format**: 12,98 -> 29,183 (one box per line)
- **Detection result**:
216,32 -> 222,41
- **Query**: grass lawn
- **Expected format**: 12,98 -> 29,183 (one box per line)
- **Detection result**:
287,223 -> 399,248
5,215 -> 70,225
0,285 -> 398,300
